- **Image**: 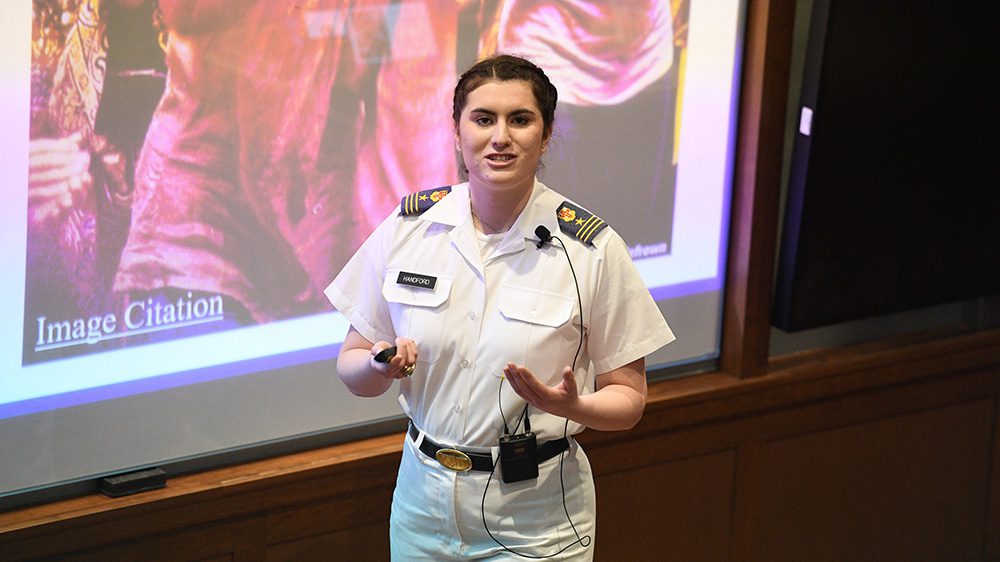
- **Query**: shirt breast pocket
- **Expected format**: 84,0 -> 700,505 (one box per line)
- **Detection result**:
496,285 -> 578,384
382,271 -> 453,365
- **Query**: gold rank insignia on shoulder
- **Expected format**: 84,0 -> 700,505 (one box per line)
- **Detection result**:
556,200 -> 608,246
400,186 -> 452,216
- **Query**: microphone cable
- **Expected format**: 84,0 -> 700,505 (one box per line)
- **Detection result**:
479,233 -> 592,558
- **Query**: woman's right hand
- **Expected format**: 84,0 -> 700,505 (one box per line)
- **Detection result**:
338,328 -> 417,397
371,338 -> 419,379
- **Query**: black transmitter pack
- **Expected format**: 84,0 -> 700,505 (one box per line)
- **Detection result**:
499,432 -> 539,483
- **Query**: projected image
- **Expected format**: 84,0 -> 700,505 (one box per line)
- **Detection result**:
24,0 -> 687,365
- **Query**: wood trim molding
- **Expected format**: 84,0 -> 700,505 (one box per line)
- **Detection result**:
721,0 -> 795,378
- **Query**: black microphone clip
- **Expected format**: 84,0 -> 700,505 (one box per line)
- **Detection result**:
534,225 -> 552,249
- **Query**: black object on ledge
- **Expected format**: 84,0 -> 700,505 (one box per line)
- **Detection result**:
99,467 -> 167,498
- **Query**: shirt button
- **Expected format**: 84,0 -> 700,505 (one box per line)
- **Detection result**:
460,359 -> 469,368
468,311 -> 476,320
453,404 -> 461,413
311,204 -> 323,214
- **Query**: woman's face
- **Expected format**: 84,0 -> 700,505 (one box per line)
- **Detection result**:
455,79 -> 549,197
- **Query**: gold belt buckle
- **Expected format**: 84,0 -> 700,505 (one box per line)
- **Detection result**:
435,448 -> 472,472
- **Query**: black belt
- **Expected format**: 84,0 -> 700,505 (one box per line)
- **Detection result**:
408,423 -> 569,472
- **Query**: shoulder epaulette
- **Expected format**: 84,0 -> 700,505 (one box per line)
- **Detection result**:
556,200 -> 608,246
400,186 -> 452,216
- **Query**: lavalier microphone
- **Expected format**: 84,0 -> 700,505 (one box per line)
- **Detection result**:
534,225 -> 552,248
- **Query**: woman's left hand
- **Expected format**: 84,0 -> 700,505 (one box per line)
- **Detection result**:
503,358 -> 647,431
503,363 -> 579,418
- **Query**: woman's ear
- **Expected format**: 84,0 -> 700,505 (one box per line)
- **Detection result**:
541,130 -> 552,153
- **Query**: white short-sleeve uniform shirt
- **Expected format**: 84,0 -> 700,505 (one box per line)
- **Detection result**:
326,180 -> 674,448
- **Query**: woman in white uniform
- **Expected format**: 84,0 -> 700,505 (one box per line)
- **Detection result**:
326,54 -> 674,560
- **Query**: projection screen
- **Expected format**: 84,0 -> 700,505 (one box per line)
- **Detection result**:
1,0 -> 744,506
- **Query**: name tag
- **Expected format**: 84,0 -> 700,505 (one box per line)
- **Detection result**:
397,271 -> 437,290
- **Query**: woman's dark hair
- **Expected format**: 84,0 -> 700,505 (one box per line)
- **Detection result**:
452,54 -> 558,139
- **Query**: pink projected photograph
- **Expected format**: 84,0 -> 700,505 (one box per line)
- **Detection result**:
25,0 -> 687,365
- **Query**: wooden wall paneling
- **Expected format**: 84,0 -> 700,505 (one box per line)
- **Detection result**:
721,0 -> 795,378
594,331 -> 1000,562
0,435 -> 402,561
988,396 -> 1000,561
594,450 -> 736,562
583,418 -> 740,477
263,478 -> 394,552
754,399 -> 995,562
264,519 -> 389,562
730,439 -> 767,562
54,516 -> 267,562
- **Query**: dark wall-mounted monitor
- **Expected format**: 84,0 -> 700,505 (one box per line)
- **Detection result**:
773,0 -> 999,332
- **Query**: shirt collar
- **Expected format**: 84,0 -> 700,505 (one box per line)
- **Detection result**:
418,179 -> 561,244
510,179 -> 561,245
418,182 -> 469,227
